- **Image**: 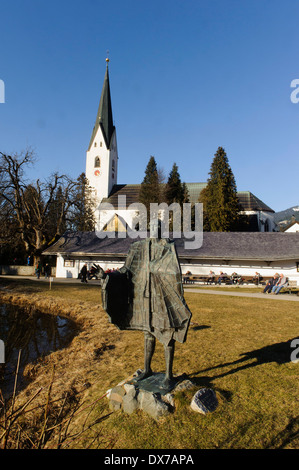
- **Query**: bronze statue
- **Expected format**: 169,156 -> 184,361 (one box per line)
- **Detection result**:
99,223 -> 192,389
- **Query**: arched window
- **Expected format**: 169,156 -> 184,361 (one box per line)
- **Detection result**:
112,159 -> 115,171
94,157 -> 101,168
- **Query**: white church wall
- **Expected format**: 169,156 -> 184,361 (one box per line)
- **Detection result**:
86,129 -> 107,199
86,127 -> 118,204
258,211 -> 276,232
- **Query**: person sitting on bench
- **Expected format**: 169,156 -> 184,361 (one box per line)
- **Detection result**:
263,273 -> 279,293
207,270 -> 215,284
217,271 -> 227,285
271,273 -> 288,295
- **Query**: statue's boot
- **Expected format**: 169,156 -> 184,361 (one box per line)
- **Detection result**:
135,332 -> 155,381
162,339 -> 175,388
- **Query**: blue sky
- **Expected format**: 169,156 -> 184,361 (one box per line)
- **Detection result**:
1,0 -> 299,212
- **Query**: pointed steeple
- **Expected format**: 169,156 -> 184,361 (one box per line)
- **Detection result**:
88,58 -> 115,150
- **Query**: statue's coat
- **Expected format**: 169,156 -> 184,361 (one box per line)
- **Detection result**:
101,238 -> 191,346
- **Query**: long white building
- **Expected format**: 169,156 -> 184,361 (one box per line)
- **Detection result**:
44,231 -> 299,283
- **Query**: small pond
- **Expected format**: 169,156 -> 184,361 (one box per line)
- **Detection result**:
0,302 -> 78,398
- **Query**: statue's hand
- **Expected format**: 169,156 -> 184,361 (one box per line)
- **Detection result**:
118,266 -> 127,274
97,266 -> 106,279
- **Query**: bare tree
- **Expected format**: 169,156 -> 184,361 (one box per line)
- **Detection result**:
0,150 -> 95,262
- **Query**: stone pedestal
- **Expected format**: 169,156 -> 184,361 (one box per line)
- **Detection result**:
106,370 -> 195,420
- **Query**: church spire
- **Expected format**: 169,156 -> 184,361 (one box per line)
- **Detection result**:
88,57 -> 115,150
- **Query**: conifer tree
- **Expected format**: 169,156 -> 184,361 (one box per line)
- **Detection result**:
165,163 -> 185,206
69,173 -> 96,232
181,182 -> 190,204
164,163 -> 190,232
199,147 -> 240,231
138,156 -> 161,211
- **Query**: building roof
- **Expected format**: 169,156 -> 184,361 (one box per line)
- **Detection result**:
237,191 -> 274,213
88,63 -> 115,150
101,183 -> 274,213
282,220 -> 299,232
43,231 -> 299,262
101,184 -> 141,207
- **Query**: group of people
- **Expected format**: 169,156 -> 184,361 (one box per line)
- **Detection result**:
179,269 -> 289,294
207,271 -> 243,285
35,262 -> 51,279
262,273 -> 288,295
80,264 -> 118,283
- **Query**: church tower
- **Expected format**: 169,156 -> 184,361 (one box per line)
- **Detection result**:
86,58 -> 118,214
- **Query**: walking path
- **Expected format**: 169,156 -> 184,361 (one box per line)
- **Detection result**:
1,275 -> 299,301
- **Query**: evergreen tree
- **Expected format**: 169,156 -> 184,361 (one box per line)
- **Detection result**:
165,163 -> 186,206
199,147 -> 240,231
138,156 -> 161,212
181,182 -> 190,204
164,163 -> 190,232
68,173 -> 95,232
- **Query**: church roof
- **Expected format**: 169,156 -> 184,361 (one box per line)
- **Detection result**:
43,231 -> 299,261
101,184 -> 141,207
237,191 -> 274,213
101,183 -> 274,213
88,63 -> 115,150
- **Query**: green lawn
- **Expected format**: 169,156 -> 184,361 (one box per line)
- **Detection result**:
97,292 -> 299,449
0,277 -> 298,449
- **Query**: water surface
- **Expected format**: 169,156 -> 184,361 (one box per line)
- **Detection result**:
0,302 -> 78,397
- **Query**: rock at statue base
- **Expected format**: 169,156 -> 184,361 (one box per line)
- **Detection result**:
190,388 -> 218,415
108,385 -> 126,411
122,386 -> 139,414
106,371 -> 196,420
137,390 -> 170,420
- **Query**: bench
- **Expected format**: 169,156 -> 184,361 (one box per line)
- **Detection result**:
240,275 -> 274,285
182,274 -> 299,293
280,280 -> 299,295
183,275 -> 208,284
182,274 -> 273,286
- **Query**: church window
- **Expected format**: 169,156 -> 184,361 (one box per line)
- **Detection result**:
94,142 -> 97,147
100,142 -> 103,147
112,159 -> 115,171
94,156 -> 101,168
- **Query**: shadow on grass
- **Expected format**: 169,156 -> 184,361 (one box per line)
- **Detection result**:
190,323 -> 211,331
265,415 -> 299,449
191,337 -> 298,381
189,337 -> 299,448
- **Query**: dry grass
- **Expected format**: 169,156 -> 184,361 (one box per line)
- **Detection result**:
0,277 -> 298,449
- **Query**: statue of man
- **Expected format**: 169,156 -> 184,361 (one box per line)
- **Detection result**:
99,221 -> 192,388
